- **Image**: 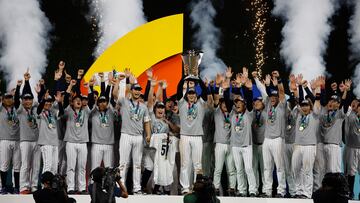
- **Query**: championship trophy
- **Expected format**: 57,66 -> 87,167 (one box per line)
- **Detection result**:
181,50 -> 203,80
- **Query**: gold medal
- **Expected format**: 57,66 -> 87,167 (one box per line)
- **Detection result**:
235,126 -> 241,132
133,114 -> 138,120
48,123 -> 53,129
101,123 -> 108,128
8,120 -> 13,125
187,115 -> 193,121
299,126 -> 304,131
75,122 -> 81,128
287,125 -> 292,130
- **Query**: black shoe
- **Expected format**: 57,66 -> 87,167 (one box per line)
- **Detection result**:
249,193 -> 257,197
228,189 -> 236,197
215,189 -> 220,196
80,190 -> 88,195
295,194 -> 308,199
259,193 -> 271,198
274,193 -> 284,198
68,190 -> 77,195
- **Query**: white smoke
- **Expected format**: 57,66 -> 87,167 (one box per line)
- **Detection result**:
89,0 -> 146,58
349,0 -> 360,97
273,0 -> 336,81
190,0 -> 226,80
0,0 -> 51,90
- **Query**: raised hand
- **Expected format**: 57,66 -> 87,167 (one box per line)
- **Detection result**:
89,76 -> 96,86
70,79 -> 77,86
225,67 -> 233,78
235,73 -> 242,86
204,77 -> 209,87
146,68 -> 153,80
345,79 -> 352,90
264,74 -> 271,86
272,70 -> 280,78
98,72 -> 104,79
161,80 -> 167,89
129,74 -> 136,84
242,67 -> 248,79
124,68 -> 130,78
108,72 -> 114,82
215,73 -> 224,86
296,74 -> 303,85
17,80 -> 23,86
252,71 -> 258,79
24,68 -> 31,81
150,77 -> 157,87
183,64 -> 189,76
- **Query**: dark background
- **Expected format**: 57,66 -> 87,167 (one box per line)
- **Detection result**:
28,0 -> 355,91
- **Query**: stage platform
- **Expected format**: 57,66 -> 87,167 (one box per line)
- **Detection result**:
0,195 -> 358,203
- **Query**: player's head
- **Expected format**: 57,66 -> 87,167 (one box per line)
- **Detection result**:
81,95 -> 89,106
131,84 -> 142,100
351,99 -> 359,111
253,97 -> 264,111
269,90 -> 279,107
234,97 -> 246,113
3,93 -> 14,107
172,101 -> 179,114
192,174 -> 217,202
300,99 -> 312,115
329,95 -> 341,110
154,102 -> 166,119
165,98 -> 173,111
43,95 -> 54,110
186,88 -> 197,103
72,95 -> 82,109
22,93 -> 34,109
219,98 -> 228,113
97,96 -> 108,111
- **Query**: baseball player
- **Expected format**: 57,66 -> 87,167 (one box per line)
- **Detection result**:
90,94 -> 116,171
320,94 -> 345,173
251,96 -> 266,194
292,95 -> 321,198
113,79 -> 151,195
0,88 -> 21,194
16,72 -> 41,194
344,99 -> 360,199
63,79 -> 94,194
262,73 -> 287,197
36,92 -> 64,174
229,77 -> 258,197
147,81 -> 178,194
176,76 -> 212,194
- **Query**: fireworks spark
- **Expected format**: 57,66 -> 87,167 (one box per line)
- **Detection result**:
250,0 -> 269,79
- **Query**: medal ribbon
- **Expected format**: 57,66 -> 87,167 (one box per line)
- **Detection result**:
235,113 -> 244,126
130,99 -> 140,115
43,110 -> 53,125
255,110 -> 262,126
268,106 -> 276,122
187,102 -> 195,116
99,110 -> 108,124
6,107 -> 16,122
300,115 -> 309,130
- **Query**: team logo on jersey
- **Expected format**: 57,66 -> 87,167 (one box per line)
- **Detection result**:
322,110 -> 336,128
267,106 -> 276,124
187,103 -> 198,121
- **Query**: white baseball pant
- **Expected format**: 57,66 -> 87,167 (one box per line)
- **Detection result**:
119,133 -> 143,192
291,145 -> 316,198
323,144 -> 341,173
142,147 -> 155,171
0,140 -> 21,172
66,142 -> 88,191
40,145 -> 58,174
58,140 -> 67,175
284,143 -> 296,196
313,143 -> 325,192
253,144 -> 264,191
232,145 -> 257,195
91,144 -> 114,171
20,141 -> 41,192
179,135 -> 203,193
262,137 -> 286,196
344,147 -> 360,176
213,143 -> 236,190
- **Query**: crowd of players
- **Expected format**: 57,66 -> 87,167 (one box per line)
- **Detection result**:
0,60 -> 358,199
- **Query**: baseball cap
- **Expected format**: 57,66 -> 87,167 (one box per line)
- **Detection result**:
253,96 -> 263,101
72,94 -> 82,101
300,100 -> 310,106
4,93 -> 13,99
155,102 -> 165,108
98,96 -> 107,102
131,84 -> 142,91
187,87 -> 196,94
269,90 -> 279,97
44,95 -> 54,102
81,94 -> 88,100
330,95 -> 341,103
234,97 -> 245,103
22,93 -> 34,100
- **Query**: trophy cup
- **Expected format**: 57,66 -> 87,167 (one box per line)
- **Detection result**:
181,50 -> 203,80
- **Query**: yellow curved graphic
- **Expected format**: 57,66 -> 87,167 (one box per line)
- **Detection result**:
83,14 -> 183,82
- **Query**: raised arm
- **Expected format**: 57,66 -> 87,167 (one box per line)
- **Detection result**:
147,78 -> 157,109
14,80 -> 22,109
